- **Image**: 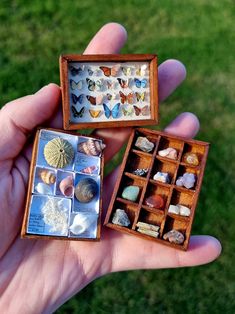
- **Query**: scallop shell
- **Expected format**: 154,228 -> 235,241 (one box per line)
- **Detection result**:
59,175 -> 74,197
35,182 -> 52,195
44,138 -> 74,168
39,169 -> 56,185
78,139 -> 105,156
69,213 -> 97,235
75,178 -> 98,203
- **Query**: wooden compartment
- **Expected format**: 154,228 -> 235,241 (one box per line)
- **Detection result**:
60,54 -> 158,130
105,128 -> 209,250
109,200 -> 138,229
181,142 -> 205,166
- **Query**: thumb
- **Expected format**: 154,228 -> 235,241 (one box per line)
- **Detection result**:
0,83 -> 61,161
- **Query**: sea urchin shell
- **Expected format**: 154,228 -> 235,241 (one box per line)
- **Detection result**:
44,138 -> 74,168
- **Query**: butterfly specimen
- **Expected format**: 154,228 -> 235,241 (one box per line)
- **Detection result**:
71,106 -> 85,118
70,79 -> 83,90
103,103 -> 120,119
71,93 -> 84,104
117,78 -> 130,89
136,64 -> 148,76
86,78 -> 103,91
133,105 -> 149,116
87,68 -> 93,76
69,65 -> 85,76
122,106 -> 134,116
106,93 -> 117,101
121,66 -> 132,76
86,95 -> 104,105
99,64 -> 120,77
89,109 -> 101,118
135,92 -> 145,102
119,91 -> 135,104
106,80 -> 116,89
134,78 -> 147,88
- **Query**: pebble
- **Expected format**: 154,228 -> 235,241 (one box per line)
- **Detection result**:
133,168 -> 148,177
136,222 -> 160,232
168,204 -> 191,217
144,195 -> 165,209
122,185 -> 140,202
182,152 -> 199,166
112,209 -> 130,227
176,172 -> 196,189
163,229 -> 184,244
158,147 -> 177,160
153,171 -> 170,183
135,137 -> 154,153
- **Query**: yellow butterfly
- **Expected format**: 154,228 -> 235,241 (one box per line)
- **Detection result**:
70,79 -> 83,90
121,66 -> 132,76
89,109 -> 101,118
135,92 -> 145,102
136,64 -> 148,76
122,107 -> 134,116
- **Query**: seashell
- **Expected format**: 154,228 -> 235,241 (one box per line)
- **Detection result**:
163,229 -> 184,244
78,139 -> 106,156
59,175 -> 74,197
39,169 -> 56,185
44,137 -> 74,168
69,213 -> 97,235
75,178 -> 98,203
35,182 -> 52,195
80,165 -> 98,174
112,209 -> 130,227
135,137 -> 154,152
158,147 -> 177,160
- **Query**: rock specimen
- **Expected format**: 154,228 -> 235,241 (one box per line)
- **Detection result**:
122,186 -> 140,202
78,139 -> 105,156
176,172 -> 196,189
132,168 -> 148,177
153,171 -> 170,183
144,195 -> 164,209
135,137 -> 154,152
75,178 -> 98,203
136,222 -> 160,237
168,204 -> 180,215
69,213 -> 97,235
163,229 -> 184,244
158,147 -> 177,160
168,204 -> 191,217
112,209 -> 130,227
182,152 -> 199,166
39,169 -> 56,185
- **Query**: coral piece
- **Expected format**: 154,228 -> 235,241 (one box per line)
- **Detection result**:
80,165 -> 98,174
35,182 -> 52,195
176,172 -> 196,189
135,137 -> 154,152
132,168 -> 148,177
112,209 -> 130,227
44,137 -> 74,168
39,169 -> 56,185
122,186 -> 140,202
144,195 -> 164,209
59,175 -> 74,197
69,213 -> 97,235
78,139 -> 105,156
163,229 -> 184,244
75,178 -> 98,203
153,171 -> 170,183
182,152 -> 199,166
158,147 -> 177,160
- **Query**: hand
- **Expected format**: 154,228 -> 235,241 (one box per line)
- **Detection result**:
0,23 -> 221,313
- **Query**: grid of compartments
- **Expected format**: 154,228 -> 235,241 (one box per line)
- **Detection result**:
22,129 -> 104,240
105,128 -> 209,250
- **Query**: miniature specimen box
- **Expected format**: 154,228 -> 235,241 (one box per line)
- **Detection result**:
21,129 -> 104,240
60,54 -> 158,130
105,128 -> 209,250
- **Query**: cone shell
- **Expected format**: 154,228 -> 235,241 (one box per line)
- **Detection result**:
39,169 -> 56,185
44,137 -> 74,168
78,139 -> 105,156
75,178 -> 98,203
59,175 -> 74,197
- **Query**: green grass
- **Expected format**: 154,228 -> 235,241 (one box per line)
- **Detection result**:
1,0 -> 235,313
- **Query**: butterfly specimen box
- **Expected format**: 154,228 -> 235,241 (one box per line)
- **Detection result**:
104,128 -> 209,251
60,54 -> 158,130
21,128 -> 104,241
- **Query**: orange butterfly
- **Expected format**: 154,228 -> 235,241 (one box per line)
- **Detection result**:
86,95 -> 103,105
117,78 -> 130,89
89,110 -> 101,118
99,64 -> 120,77
119,91 -> 135,104
133,105 -> 150,116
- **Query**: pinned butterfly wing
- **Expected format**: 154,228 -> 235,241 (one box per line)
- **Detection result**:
133,105 -> 141,116
134,78 -> 147,88
70,79 -> 83,90
107,80 -> 116,89
121,66 -> 132,76
71,106 -> 85,118
119,91 -> 134,104
135,92 -> 145,102
133,105 -> 149,116
95,79 -> 103,91
122,106 -> 134,116
86,95 -> 96,105
103,103 -> 120,119
71,93 -> 84,104
87,68 -> 93,76
89,110 -> 101,118
86,78 -> 95,91
99,64 -> 120,77
103,103 -> 111,119
96,94 -> 104,105
136,64 -> 147,76
117,78 -> 129,89
69,65 -> 84,76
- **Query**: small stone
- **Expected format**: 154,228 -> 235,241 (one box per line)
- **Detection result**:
158,147 -> 177,160
137,228 -> 159,238
135,137 -> 154,152
178,204 -> 191,217
182,152 -> 199,166
176,172 -> 196,189
122,186 -> 140,202
163,229 -> 184,244
133,168 -> 148,177
153,171 -> 170,183
144,195 -> 165,209
112,209 -> 130,227
136,222 -> 160,232
168,204 -> 180,215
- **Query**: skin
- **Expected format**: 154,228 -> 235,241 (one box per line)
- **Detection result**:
0,23 -> 221,313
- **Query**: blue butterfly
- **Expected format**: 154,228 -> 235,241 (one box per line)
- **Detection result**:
103,103 -> 120,119
134,78 -> 147,88
71,93 -> 84,104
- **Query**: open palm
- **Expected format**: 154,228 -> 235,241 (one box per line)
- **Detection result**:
0,23 -> 221,313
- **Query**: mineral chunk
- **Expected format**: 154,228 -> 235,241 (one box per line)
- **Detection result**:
158,147 -> 177,160
182,152 -> 199,166
112,209 -> 130,227
168,204 -> 191,217
144,195 -> 164,209
136,222 -> 160,232
137,228 -> 159,237
122,186 -> 140,202
153,171 -> 170,183
132,168 -> 148,177
168,204 -> 180,215
163,229 -> 184,244
176,172 -> 196,189
135,137 -> 154,152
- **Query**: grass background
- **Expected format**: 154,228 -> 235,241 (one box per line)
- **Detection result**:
0,0 -> 235,313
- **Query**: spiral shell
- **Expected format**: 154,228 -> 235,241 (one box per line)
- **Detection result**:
39,170 -> 56,185
59,175 -> 74,197
44,138 -> 74,168
75,178 -> 98,203
78,139 -> 105,156
69,213 -> 97,235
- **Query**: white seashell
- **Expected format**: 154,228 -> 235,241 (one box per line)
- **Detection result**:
69,213 -> 97,235
35,182 -> 52,195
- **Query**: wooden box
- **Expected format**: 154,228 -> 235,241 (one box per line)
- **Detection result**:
60,54 -> 158,130
104,128 -> 209,250
21,128 -> 104,241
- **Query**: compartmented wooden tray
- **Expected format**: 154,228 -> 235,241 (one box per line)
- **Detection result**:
104,128 -> 209,250
60,54 -> 158,130
21,128 -> 104,241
